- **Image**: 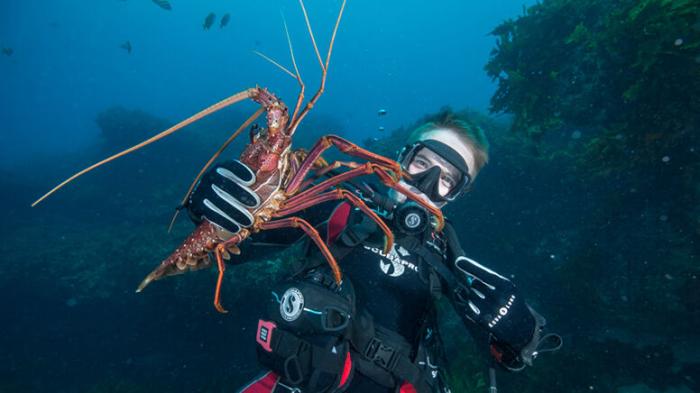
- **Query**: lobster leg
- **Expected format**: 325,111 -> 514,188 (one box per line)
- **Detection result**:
285,135 -> 402,194
213,246 -> 229,313
276,188 -> 394,254
287,161 -> 445,231
212,232 -> 246,313
310,160 -> 361,179
297,160 -> 360,191
258,217 -> 342,284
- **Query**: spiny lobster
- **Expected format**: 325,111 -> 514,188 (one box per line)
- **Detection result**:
32,0 -> 444,313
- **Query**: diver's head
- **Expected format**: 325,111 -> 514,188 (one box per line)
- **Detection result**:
394,111 -> 490,206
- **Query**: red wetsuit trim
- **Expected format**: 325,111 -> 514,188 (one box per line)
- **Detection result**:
490,344 -> 504,363
326,202 -> 352,244
399,381 -> 417,393
238,371 -> 279,393
339,351 -> 353,387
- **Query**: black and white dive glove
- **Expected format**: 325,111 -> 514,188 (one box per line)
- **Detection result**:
454,255 -> 562,371
187,160 -> 261,234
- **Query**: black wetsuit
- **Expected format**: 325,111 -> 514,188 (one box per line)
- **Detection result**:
235,200 -> 455,393
342,238 -> 432,341
334,229 -> 436,392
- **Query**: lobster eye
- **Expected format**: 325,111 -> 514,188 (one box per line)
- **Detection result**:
249,124 -> 263,142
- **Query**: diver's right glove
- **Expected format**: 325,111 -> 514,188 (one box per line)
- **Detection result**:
187,160 -> 261,234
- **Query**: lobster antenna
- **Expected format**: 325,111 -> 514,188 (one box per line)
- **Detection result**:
324,0 -> 346,70
283,14 -> 302,80
289,0 -> 346,133
167,106 -> 265,232
31,89 -> 255,207
252,50 -> 297,79
282,11 -> 306,125
298,0 -> 325,72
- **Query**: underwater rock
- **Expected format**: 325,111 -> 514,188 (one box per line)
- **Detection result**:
95,106 -> 170,149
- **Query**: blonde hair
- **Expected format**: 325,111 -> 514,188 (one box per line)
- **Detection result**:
408,110 -> 490,176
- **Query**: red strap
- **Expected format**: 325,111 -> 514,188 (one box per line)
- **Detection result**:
399,381 -> 417,393
339,351 -> 353,387
239,371 -> 279,393
490,344 -> 504,363
326,202 -> 352,244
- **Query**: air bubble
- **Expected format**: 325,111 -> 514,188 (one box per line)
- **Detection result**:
674,38 -> 683,46
662,156 -> 670,163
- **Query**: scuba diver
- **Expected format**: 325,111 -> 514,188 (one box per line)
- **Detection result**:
186,112 -> 562,393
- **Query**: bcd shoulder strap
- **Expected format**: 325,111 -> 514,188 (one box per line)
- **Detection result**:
397,224 -> 470,303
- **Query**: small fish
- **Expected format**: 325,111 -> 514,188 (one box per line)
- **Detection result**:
2,47 -> 13,56
120,41 -> 132,54
152,0 -> 171,10
203,12 -> 216,30
220,13 -> 231,29
378,109 -> 387,116
378,126 -> 385,132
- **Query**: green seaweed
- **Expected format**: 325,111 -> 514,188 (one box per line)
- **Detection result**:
485,0 -> 700,170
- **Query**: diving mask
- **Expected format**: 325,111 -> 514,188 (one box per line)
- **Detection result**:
397,140 -> 471,202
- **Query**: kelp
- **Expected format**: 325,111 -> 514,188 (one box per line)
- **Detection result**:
485,0 -> 700,167
484,0 -> 700,297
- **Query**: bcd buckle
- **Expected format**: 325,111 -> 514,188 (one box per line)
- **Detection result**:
364,337 -> 397,370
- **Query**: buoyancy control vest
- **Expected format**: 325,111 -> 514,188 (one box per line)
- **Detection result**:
254,202 -> 466,393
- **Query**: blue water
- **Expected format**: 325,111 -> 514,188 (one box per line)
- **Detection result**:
1,0 -> 526,169
3,1 -> 697,393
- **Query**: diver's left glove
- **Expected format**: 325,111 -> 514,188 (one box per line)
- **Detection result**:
454,256 -> 562,371
187,160 -> 261,234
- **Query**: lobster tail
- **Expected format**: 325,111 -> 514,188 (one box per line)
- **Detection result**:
135,221 -> 221,292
